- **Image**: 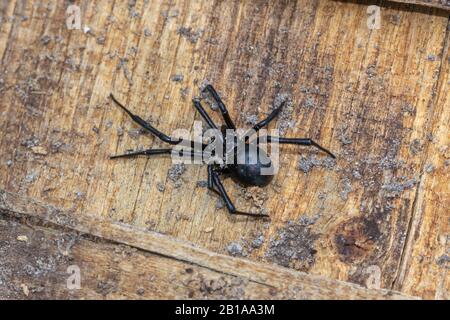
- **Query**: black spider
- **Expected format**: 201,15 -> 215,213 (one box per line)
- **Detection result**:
109,84 -> 335,218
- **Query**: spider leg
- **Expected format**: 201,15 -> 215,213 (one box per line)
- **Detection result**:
110,148 -> 211,160
266,136 -> 336,158
110,94 -> 182,144
210,169 -> 270,219
110,148 -> 172,159
110,94 -> 207,151
206,164 -> 221,197
202,84 -> 236,129
244,100 -> 286,143
192,98 -> 218,130
252,100 -> 286,131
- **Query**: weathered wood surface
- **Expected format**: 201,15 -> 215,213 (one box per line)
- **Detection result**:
391,33 -> 450,299
390,0 -> 450,11
0,190 -> 417,299
0,0 -> 448,299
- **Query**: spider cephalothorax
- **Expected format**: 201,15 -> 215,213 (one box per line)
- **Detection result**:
109,84 -> 335,218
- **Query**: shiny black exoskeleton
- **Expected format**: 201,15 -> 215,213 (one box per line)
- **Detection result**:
229,144 -> 274,187
109,84 -> 335,218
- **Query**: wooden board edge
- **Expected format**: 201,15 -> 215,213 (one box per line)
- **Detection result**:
0,189 -> 419,299
388,0 -> 450,11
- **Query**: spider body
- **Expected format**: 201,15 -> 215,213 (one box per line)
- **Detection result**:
228,144 -> 274,187
109,84 -> 335,218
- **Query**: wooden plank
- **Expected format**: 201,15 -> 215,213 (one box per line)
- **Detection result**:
389,0 -> 450,11
0,0 -> 448,299
0,218 -> 277,299
0,189 -> 417,299
391,30 -> 449,300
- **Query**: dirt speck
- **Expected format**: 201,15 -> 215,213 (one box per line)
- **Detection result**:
171,74 -> 184,82
50,140 -> 65,153
409,139 -> 423,155
251,234 -> 265,249
381,177 -> 416,198
31,146 -> 47,155
424,163 -> 434,173
436,254 -> 449,267
340,177 -> 353,200
180,87 -> 189,100
20,283 -> 30,296
226,242 -> 245,256
74,191 -> 85,200
265,217 -> 319,272
203,227 -> 214,233
196,180 -> 208,188
40,35 -> 51,46
96,279 -> 117,296
143,28 -> 152,37
168,163 -> 186,188
17,235 -> 28,242
244,114 -> 258,126
161,9 -> 179,22
402,103 -> 415,115
297,154 -> 336,173
24,171 -> 39,184
237,186 -> 269,214
156,182 -> 165,193
21,137 -> 40,148
304,97 -> 315,108
117,58 -> 134,86
177,26 -> 203,44
127,0 -> 140,18
136,288 -> 145,295
366,64 -> 377,80
338,126 -> 352,145
96,35 -> 106,45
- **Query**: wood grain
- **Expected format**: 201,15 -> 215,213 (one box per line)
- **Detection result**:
389,0 -> 450,11
391,30 -> 449,299
0,189 -> 417,299
0,0 -> 448,299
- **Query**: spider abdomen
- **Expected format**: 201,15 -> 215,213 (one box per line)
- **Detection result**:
229,146 -> 274,187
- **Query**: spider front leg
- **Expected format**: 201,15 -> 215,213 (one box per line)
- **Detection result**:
244,100 -> 286,142
110,94 -> 180,144
208,166 -> 270,219
202,84 -> 236,130
110,94 -> 211,153
251,100 -> 286,132
110,148 -> 210,160
192,98 -> 218,130
266,136 -> 336,158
